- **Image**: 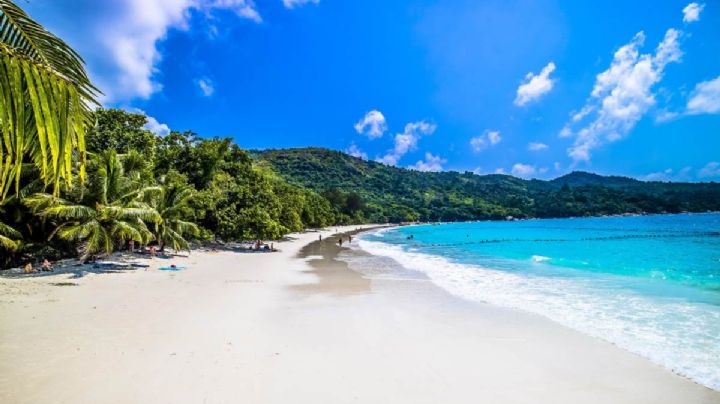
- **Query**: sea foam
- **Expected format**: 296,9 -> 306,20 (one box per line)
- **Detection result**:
358,236 -> 720,390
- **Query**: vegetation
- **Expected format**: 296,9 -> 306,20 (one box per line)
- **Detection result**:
257,148 -> 720,223
0,0 -> 98,199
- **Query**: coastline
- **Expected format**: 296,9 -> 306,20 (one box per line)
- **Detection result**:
0,225 -> 717,403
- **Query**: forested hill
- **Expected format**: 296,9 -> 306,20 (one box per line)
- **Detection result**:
256,147 -> 720,223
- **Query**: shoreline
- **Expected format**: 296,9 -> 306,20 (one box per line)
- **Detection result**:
1,225 -> 717,403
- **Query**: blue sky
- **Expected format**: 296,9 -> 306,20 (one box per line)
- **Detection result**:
26,0 -> 720,181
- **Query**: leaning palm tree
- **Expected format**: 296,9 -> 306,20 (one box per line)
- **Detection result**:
151,177 -> 200,252
24,151 -> 159,259
0,0 -> 99,201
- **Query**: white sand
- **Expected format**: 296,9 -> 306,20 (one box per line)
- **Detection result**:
0,225 -> 717,404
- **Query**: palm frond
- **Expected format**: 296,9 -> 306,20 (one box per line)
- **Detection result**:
0,0 -> 99,200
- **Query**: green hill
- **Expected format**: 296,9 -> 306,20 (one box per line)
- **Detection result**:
256,147 -> 720,223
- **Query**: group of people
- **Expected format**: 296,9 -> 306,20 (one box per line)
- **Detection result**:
23,259 -> 54,274
337,235 -> 353,246
254,240 -> 274,251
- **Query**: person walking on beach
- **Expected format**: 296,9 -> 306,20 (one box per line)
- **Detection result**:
338,238 -> 343,246
348,235 -> 353,243
319,234 -> 322,241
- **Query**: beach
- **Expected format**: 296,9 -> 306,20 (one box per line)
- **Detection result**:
1,225 -> 718,404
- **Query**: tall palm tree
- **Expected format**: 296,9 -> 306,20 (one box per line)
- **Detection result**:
24,151 -> 159,259
152,177 -> 200,252
0,0 -> 99,201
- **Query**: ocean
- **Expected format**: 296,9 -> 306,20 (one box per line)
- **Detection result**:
356,213 -> 720,390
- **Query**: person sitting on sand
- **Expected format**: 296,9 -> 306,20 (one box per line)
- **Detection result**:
23,262 -> 35,274
41,259 -> 54,272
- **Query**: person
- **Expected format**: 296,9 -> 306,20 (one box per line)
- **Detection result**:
348,235 -> 353,243
338,238 -> 343,246
41,259 -> 53,272
149,246 -> 157,257
23,262 -> 34,274
319,234 -> 322,241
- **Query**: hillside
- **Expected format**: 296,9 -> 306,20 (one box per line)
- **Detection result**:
256,148 -> 720,223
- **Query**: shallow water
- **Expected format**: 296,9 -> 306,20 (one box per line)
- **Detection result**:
359,213 -> 720,390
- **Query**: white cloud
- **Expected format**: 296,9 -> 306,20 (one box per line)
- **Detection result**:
682,3 -> 704,23
470,130 -> 501,152
377,121 -> 436,165
686,76 -> 720,115
511,163 -> 537,178
528,142 -> 548,151
283,0 -> 319,9
27,0 -> 261,104
132,108 -> 171,136
642,167 -> 692,182
346,144 -> 367,160
494,168 -> 507,174
197,77 -> 215,96
558,125 -> 572,138
514,62 -> 556,106
354,110 -> 388,139
410,152 -> 446,172
553,162 -> 562,171
698,162 -> 720,179
563,29 -> 683,162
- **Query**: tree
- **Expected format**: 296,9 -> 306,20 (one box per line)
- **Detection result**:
151,174 -> 200,252
0,0 -> 99,200
24,150 -> 159,259
0,217 -> 20,250
86,109 -> 157,157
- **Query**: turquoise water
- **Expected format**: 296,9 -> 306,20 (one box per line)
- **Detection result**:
359,213 -> 720,390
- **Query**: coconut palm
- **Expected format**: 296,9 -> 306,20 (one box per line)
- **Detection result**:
152,177 -> 200,252
0,0 -> 99,201
24,151 -> 159,259
0,217 -> 20,250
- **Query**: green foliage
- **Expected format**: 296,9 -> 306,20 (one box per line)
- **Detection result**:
24,150 -> 160,259
0,0 -> 99,199
258,148 -> 720,222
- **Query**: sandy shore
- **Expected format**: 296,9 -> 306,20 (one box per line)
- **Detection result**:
1,225 -> 718,404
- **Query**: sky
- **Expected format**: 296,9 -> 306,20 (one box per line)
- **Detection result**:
25,0 -> 720,181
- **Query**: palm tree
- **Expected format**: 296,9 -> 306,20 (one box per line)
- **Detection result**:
24,151 -> 159,259
0,218 -> 20,250
152,177 -> 200,252
0,0 -> 99,201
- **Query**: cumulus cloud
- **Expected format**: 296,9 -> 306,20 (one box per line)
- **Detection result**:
410,152 -> 446,172
682,3 -> 704,23
197,77 -> 215,96
132,108 -> 171,136
514,62 -> 556,106
354,110 -> 388,139
283,0 -> 319,8
377,121 -> 436,166
27,0 -> 261,104
511,163 -> 537,178
686,76 -> 720,115
642,167 -> 692,182
346,144 -> 367,160
563,29 -> 683,162
528,142 -> 548,151
698,162 -> 720,179
470,130 -> 501,152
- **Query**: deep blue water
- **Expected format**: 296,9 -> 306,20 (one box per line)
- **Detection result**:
359,213 -> 720,390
